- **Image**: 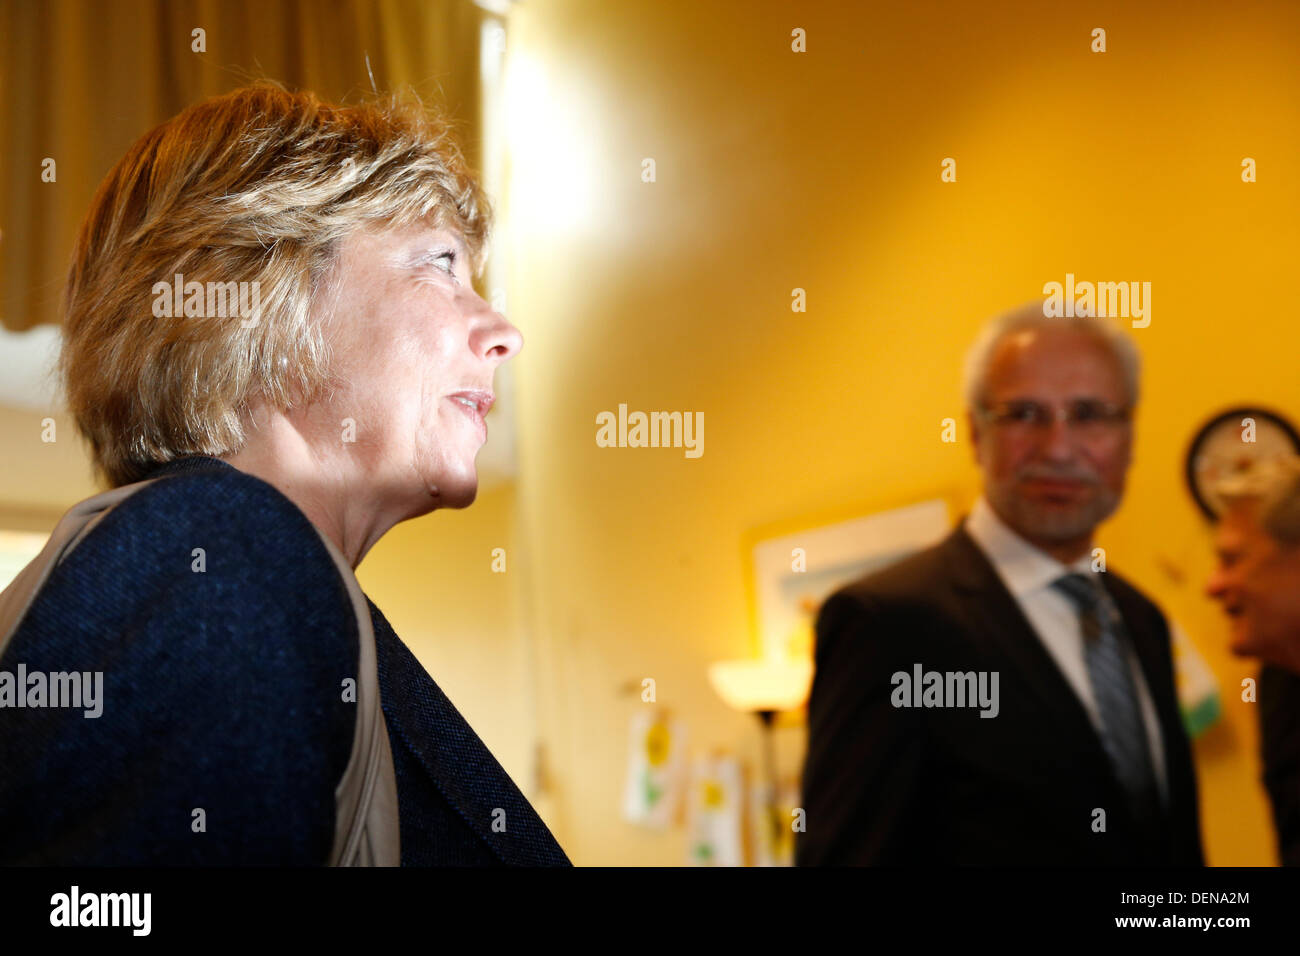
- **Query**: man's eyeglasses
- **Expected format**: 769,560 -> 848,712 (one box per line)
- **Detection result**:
978,400 -> 1132,435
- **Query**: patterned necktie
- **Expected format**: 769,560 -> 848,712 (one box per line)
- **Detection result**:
1051,572 -> 1162,827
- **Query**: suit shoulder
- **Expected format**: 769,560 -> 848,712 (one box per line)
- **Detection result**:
829,533 -> 956,612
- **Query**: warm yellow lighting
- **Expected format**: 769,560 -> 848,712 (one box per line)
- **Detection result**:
503,50 -> 601,238
0,529 -> 49,591
708,658 -> 812,714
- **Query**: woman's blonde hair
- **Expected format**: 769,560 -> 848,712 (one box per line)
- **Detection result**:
59,81 -> 492,488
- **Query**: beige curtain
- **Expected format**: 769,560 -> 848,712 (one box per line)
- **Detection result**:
0,0 -> 494,332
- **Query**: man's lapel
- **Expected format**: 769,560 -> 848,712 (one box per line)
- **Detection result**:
941,524 -> 1115,770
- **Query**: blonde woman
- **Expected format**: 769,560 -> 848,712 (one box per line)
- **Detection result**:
0,84 -> 568,866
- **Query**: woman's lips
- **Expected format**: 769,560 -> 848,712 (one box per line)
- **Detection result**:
447,396 -> 487,442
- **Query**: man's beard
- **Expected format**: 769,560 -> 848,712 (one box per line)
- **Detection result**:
991,471 -> 1121,543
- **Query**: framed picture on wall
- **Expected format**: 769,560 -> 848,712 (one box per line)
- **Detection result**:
748,498 -> 951,663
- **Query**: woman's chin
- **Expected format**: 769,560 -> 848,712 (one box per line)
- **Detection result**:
443,484 -> 479,509
426,471 -> 479,509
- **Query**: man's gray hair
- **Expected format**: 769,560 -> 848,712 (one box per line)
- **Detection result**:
962,302 -> 1142,412
1214,456 -> 1300,547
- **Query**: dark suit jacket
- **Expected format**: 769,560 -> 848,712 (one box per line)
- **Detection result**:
796,523 -> 1204,866
1259,664 -> 1300,866
0,455 -> 569,866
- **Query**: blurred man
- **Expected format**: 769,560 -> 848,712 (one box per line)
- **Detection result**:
797,304 -> 1203,865
1206,456 -> 1300,865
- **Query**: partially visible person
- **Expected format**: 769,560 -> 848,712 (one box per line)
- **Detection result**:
797,303 -> 1203,866
1206,455 -> 1300,865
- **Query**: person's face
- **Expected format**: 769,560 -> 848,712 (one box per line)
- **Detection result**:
318,220 -> 522,515
1206,503 -> 1300,665
969,327 -> 1133,550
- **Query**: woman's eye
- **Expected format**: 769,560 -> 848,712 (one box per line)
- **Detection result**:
415,250 -> 458,279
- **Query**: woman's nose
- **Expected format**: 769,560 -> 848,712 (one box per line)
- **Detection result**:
474,306 -> 523,363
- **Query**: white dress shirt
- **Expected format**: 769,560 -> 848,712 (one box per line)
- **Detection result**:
964,496 -> 1168,800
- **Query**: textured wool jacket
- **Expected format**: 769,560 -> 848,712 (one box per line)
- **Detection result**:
0,455 -> 570,866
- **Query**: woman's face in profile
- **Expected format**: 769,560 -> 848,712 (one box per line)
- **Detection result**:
321,220 -> 522,514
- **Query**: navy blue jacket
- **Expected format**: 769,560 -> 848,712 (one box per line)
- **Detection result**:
0,455 -> 569,866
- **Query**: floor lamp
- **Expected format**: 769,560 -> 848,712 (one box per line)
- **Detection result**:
707,658 -> 811,864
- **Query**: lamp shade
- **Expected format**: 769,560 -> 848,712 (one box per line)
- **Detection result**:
707,658 -> 812,713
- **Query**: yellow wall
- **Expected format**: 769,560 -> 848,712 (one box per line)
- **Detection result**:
501,0 -> 1300,864
357,482 -> 537,796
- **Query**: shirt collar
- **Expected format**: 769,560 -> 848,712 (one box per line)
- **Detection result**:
964,495 -> 1094,598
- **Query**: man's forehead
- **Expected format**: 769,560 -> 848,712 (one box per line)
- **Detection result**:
987,328 -> 1125,393
995,327 -> 1116,364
